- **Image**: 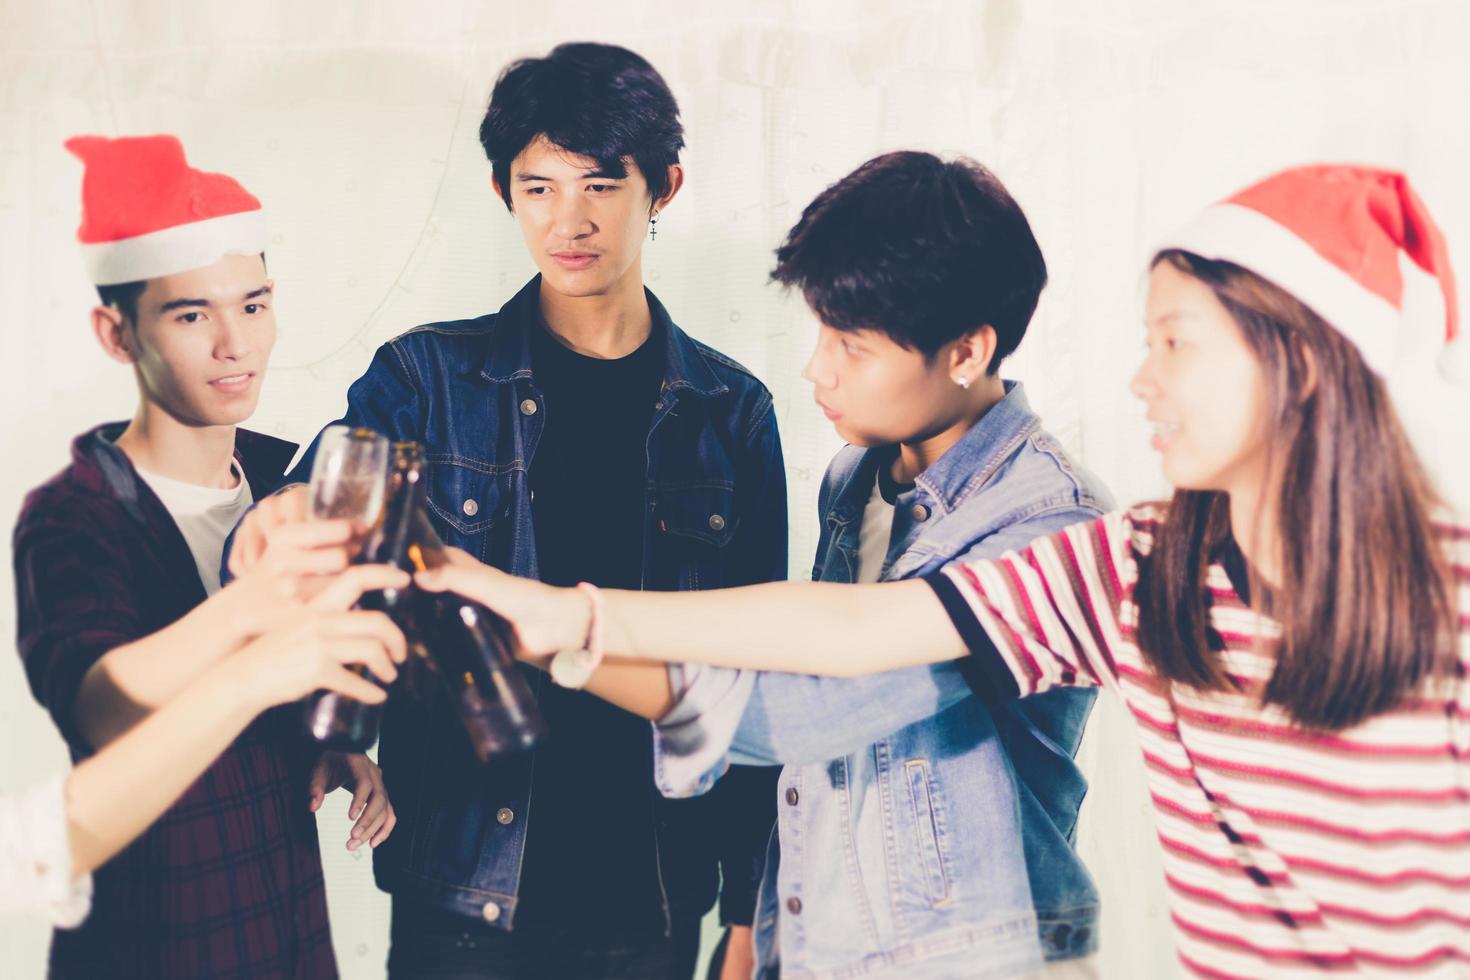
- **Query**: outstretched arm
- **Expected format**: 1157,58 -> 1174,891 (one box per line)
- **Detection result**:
655,506 -> 1107,767
418,569 -> 967,678
417,508 -> 1133,698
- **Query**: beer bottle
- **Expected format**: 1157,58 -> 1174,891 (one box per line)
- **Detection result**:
407,508 -> 548,760
303,442 -> 425,751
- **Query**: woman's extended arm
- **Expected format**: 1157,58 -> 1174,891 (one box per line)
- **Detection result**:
416,564 -> 968,678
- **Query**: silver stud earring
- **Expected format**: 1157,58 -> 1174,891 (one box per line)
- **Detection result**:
953,375 -> 971,390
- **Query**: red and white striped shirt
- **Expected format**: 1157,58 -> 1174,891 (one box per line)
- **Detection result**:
925,503 -> 1470,979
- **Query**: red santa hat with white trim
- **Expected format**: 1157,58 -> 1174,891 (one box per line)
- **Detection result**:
1158,164 -> 1467,384
66,134 -> 267,286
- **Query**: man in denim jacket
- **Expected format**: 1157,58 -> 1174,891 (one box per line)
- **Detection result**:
570,153 -> 1110,979
231,44 -> 784,979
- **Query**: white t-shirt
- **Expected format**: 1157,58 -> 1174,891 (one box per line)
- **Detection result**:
135,461 -> 254,595
856,471 -> 898,584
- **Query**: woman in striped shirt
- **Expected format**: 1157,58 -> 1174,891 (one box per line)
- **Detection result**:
419,164 -> 1470,978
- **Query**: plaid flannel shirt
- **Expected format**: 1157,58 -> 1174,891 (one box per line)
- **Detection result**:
12,423 -> 337,979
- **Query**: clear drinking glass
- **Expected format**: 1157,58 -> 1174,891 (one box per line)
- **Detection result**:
302,426 -> 391,751
308,425 -> 390,525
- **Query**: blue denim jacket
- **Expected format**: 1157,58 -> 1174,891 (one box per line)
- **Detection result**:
288,277 -> 788,930
653,383 -> 1111,980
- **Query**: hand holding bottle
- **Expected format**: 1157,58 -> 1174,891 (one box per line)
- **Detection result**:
296,434 -> 548,759
225,564 -> 410,712
413,554 -> 587,662
214,511 -> 363,642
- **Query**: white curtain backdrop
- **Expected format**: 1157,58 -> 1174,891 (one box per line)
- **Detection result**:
3,2 -> 1468,977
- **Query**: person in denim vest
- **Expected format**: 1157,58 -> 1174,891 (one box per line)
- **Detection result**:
425,152 -> 1112,979
228,43 -> 785,980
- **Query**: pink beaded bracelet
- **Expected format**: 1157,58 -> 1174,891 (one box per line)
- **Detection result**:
575,581 -> 604,670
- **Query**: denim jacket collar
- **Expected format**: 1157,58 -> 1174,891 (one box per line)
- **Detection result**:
478,275 -> 728,399
823,448 -> 886,529
825,380 -> 1040,528
914,380 -> 1040,513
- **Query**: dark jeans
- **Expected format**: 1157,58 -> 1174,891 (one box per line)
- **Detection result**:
387,901 -> 701,980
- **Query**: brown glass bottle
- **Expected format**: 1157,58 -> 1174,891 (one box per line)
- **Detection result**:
303,443 -> 426,752
407,510 -> 548,760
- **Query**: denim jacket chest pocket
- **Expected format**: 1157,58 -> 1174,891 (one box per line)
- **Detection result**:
813,510 -> 860,584
425,455 -> 508,563
651,482 -> 736,591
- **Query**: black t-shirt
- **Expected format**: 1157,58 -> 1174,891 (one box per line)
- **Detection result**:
875,445 -> 916,505
514,317 -> 668,930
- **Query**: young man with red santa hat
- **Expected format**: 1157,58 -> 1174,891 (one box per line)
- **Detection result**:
12,134 -> 402,978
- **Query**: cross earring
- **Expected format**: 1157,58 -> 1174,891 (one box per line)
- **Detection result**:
649,212 -> 659,240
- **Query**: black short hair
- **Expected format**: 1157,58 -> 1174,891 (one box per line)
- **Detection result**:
771,151 -> 1047,370
96,280 -> 149,327
479,42 -> 685,212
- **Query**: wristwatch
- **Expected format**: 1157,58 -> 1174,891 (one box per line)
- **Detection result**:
548,647 -> 599,689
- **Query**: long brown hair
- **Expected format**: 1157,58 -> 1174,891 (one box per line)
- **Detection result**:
1135,250 -> 1457,731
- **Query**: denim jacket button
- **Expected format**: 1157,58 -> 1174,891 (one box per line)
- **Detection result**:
463,498 -> 479,517
519,398 -> 538,416
911,504 -> 930,522
786,897 -> 802,915
481,901 -> 502,922
708,514 -> 726,531
785,787 -> 799,806
495,807 -> 514,825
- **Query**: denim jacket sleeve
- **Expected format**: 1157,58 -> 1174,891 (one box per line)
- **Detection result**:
282,339 -> 428,485
221,340 -> 427,580
651,502 -> 1101,791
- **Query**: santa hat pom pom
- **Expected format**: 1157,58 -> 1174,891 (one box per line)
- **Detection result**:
1437,336 -> 1470,385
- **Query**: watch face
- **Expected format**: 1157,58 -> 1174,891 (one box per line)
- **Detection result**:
549,647 -> 598,689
